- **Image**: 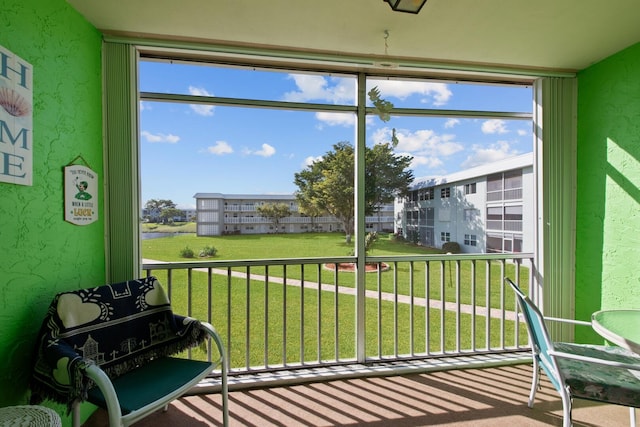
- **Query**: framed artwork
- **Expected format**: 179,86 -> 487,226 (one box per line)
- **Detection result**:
64,163 -> 98,225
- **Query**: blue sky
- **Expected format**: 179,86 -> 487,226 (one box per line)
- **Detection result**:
139,61 -> 532,209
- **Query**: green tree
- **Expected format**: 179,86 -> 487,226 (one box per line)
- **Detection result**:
298,200 -> 325,232
159,207 -> 184,224
366,140 -> 414,212
294,141 -> 413,243
144,199 -> 177,223
257,202 -> 291,233
294,167 -> 327,232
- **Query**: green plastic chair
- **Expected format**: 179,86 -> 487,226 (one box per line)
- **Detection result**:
506,278 -> 640,427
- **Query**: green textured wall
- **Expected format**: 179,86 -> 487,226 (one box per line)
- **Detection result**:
576,42 -> 640,330
0,0 -> 104,416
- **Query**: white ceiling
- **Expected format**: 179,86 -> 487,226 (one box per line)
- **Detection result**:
67,0 -> 640,73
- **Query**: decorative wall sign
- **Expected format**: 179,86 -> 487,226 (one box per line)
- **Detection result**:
64,160 -> 98,225
0,45 -> 33,186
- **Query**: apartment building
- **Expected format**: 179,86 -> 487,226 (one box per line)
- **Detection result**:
395,153 -> 534,254
141,207 -> 196,223
194,193 -> 395,236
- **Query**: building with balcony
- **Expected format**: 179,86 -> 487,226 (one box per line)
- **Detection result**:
396,153 -> 534,254
194,193 -> 394,236
141,207 -> 196,223
4,1 -> 640,426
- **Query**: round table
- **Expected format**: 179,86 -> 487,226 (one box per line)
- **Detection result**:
0,405 -> 61,427
592,309 -> 640,354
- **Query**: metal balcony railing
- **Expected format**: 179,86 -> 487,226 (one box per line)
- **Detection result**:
142,253 -> 534,379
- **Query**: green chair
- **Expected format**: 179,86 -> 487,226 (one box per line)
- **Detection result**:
506,278 -> 640,427
31,276 -> 229,427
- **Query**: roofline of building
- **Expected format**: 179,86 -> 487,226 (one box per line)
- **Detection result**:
194,153 -> 534,198
412,152 -> 533,189
193,193 -> 296,200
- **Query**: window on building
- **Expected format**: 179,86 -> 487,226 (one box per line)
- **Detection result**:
440,187 -> 450,198
486,206 -> 503,230
422,188 -> 434,200
440,232 -> 450,242
486,233 -> 503,253
464,234 -> 477,246
486,232 -> 522,253
504,170 -> 523,200
464,208 -> 479,222
514,236 -> 523,252
486,170 -> 523,202
486,173 -> 503,202
504,205 -> 523,231
464,183 -> 476,194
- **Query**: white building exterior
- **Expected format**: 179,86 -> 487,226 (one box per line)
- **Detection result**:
141,207 -> 196,222
194,193 -> 395,236
395,153 -> 534,254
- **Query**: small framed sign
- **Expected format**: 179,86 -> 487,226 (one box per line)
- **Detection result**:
64,163 -> 98,225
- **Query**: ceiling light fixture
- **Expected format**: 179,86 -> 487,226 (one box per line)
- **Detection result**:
384,0 -> 428,14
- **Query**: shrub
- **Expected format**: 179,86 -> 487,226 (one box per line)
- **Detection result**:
442,241 -> 461,254
391,232 -> 405,242
179,246 -> 195,258
365,231 -> 378,254
199,245 -> 217,257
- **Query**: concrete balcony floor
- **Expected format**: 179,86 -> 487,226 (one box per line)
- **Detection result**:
84,363 -> 631,427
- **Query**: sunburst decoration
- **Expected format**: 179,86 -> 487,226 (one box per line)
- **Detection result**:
0,87 -> 31,117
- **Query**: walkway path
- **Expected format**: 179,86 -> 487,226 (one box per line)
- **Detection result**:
143,259 -> 518,321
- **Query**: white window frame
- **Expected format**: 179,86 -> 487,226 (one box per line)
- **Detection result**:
102,40 -> 576,341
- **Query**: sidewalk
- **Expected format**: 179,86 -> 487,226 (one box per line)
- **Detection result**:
142,259 -> 517,321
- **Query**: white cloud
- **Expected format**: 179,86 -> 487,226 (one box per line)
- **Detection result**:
371,127 -> 463,174
141,130 -> 180,144
373,127 -> 464,157
207,141 -> 233,155
481,119 -> 508,134
409,155 -> 444,169
303,155 -> 323,167
517,129 -> 528,136
315,112 -> 356,127
369,80 -> 452,106
256,143 -> 276,157
245,143 -> 276,157
461,141 -> 519,169
188,86 -> 215,116
283,74 -> 355,104
444,118 -> 460,129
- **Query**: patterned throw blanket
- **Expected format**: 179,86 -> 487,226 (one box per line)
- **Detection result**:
30,276 -> 207,412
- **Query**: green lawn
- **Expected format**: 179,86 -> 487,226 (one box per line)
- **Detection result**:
142,232 -> 529,367
143,232 -> 528,310
141,221 -> 196,233
142,230 -> 426,260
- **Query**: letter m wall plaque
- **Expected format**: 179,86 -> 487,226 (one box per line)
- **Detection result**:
0,45 -> 33,186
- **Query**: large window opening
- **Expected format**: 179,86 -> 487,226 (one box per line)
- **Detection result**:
102,42 -> 580,366
138,56 -> 533,259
